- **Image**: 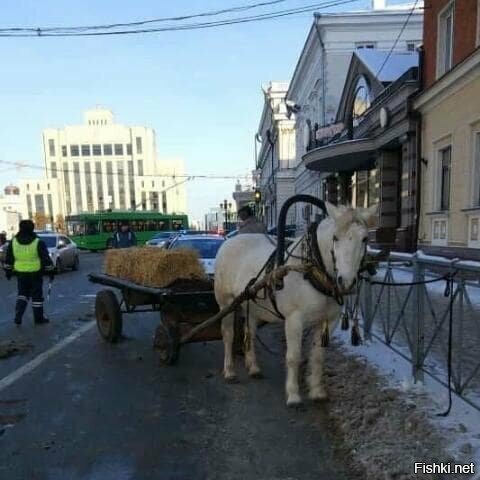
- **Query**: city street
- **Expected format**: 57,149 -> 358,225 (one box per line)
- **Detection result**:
0,252 -> 359,480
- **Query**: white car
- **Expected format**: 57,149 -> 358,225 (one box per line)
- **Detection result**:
167,234 -> 225,276
37,233 -> 80,272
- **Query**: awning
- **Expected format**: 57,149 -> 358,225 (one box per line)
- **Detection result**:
303,138 -> 376,172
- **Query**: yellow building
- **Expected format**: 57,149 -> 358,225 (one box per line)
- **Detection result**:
415,1 -> 480,260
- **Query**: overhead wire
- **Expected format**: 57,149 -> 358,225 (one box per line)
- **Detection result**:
373,0 -> 420,81
0,159 -> 252,180
0,0 -> 362,37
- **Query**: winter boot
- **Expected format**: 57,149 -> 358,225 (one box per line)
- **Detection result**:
14,297 -> 28,325
33,304 -> 49,325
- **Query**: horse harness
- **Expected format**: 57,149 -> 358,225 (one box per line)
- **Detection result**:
248,221 -> 369,320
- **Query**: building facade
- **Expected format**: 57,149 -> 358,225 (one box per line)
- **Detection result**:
304,50 -> 420,251
415,0 -> 480,259
256,82 -> 296,229
0,185 -> 22,239
20,108 -> 187,222
255,2 -> 423,231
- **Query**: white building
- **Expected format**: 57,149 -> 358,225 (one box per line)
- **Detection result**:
255,1 -> 423,231
256,82 -> 296,229
0,185 -> 22,239
20,108 -> 187,221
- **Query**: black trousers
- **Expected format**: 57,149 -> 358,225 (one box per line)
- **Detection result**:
15,273 -> 44,323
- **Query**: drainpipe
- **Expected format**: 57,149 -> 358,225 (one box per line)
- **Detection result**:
414,45 -> 425,252
313,14 -> 327,127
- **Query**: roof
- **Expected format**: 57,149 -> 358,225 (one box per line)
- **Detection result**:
354,50 -> 418,83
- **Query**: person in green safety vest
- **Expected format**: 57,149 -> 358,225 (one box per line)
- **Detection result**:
3,220 -> 54,325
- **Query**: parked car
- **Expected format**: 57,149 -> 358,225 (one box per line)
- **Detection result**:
146,231 -> 178,248
267,224 -> 297,238
0,240 -> 10,266
225,229 -> 238,239
168,234 -> 225,276
37,233 -> 80,272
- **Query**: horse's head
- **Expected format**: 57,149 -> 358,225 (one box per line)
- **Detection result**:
323,202 -> 377,294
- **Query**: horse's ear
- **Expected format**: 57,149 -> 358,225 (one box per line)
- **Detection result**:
358,204 -> 378,226
325,201 -> 341,220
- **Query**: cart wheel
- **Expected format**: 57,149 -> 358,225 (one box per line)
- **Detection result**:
95,289 -> 123,343
154,321 -> 179,365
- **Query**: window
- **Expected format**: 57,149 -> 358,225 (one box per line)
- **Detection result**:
439,146 -> 452,211
50,161 -> 58,179
438,2 -> 454,77
63,162 -> 71,215
81,144 -> 91,156
114,144 -> 124,155
85,162 -> 93,211
117,161 -> 126,209
103,144 -> 113,155
73,162 -> 83,213
136,136 -> 143,154
162,192 -> 167,213
95,162 -> 104,211
70,145 -> 80,156
35,194 -> 45,215
92,144 -> 102,155
355,42 -> 376,49
406,42 -> 416,52
352,75 -> 371,126
48,139 -> 55,156
137,159 -> 144,176
26,183 -> 30,191
473,132 -> 480,205
126,143 -> 132,155
62,145 -> 67,157
106,161 -> 114,208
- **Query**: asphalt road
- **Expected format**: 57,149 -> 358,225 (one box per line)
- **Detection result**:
0,252 -> 360,480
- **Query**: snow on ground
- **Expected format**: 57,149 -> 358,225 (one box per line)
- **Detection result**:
325,332 -> 480,479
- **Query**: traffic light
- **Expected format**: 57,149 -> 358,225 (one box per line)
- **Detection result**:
254,190 -> 261,203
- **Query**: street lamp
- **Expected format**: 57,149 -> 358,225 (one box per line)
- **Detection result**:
220,199 -> 232,231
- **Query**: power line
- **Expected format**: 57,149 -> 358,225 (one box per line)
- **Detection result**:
0,0 -> 361,37
0,159 -> 251,180
374,0 -> 420,81
0,0 -> 289,32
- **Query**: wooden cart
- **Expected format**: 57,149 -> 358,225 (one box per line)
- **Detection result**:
88,272 -> 243,365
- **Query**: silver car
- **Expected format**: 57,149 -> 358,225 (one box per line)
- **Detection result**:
38,233 -> 80,272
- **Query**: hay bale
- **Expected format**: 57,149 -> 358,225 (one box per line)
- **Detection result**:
104,247 -> 207,288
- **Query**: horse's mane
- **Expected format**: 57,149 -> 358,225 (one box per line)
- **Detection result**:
333,206 -> 368,235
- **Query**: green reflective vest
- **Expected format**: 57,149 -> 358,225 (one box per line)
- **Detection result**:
13,238 -> 41,273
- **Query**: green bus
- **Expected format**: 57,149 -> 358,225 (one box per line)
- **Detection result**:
65,211 -> 188,251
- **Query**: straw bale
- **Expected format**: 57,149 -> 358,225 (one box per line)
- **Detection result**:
104,247 -> 207,288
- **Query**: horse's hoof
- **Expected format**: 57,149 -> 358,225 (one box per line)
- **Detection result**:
286,394 -> 302,407
248,369 -> 264,379
309,389 -> 328,402
224,374 -> 238,384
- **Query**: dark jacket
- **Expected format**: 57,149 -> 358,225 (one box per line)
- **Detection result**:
112,230 -> 137,249
4,231 -> 54,275
238,217 -> 267,234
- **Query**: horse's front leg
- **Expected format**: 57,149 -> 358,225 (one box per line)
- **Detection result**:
244,313 -> 262,378
222,312 -> 236,382
285,314 -> 303,406
307,322 -> 328,401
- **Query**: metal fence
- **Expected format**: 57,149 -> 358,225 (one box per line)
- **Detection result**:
359,250 -> 480,410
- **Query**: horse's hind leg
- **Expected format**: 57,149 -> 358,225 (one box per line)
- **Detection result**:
243,312 -> 262,378
285,313 -> 303,406
222,312 -> 236,382
307,322 -> 328,401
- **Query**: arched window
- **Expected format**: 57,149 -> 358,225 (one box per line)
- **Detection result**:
352,75 -> 371,126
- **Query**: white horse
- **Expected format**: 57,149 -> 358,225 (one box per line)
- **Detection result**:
214,202 -> 376,406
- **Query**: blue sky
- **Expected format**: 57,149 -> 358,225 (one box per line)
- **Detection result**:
0,0 -> 383,223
